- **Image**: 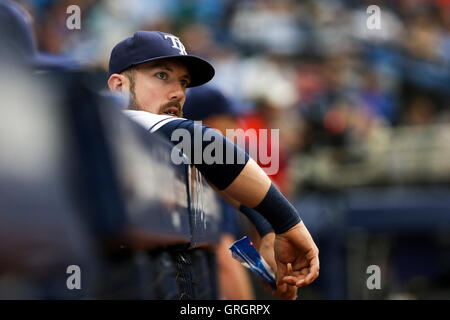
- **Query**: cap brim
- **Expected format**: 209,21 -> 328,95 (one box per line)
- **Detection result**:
116,54 -> 215,87
30,52 -> 81,71
175,55 -> 215,87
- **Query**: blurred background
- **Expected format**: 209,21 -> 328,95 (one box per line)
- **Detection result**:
6,0 -> 450,299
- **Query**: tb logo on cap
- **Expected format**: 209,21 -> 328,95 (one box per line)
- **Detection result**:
164,34 -> 187,55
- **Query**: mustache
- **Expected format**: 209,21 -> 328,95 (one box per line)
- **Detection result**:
159,101 -> 182,116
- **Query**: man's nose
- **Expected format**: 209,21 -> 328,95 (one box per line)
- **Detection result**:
168,83 -> 185,101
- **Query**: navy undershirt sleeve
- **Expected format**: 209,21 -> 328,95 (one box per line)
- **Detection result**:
239,204 -> 274,237
156,119 -> 249,190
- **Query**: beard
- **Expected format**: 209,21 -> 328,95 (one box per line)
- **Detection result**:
127,85 -> 183,117
127,82 -> 139,110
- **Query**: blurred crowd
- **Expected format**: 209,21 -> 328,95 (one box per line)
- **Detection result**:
6,0 -> 450,300
15,0 -> 450,194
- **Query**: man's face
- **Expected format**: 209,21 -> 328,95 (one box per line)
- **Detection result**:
124,59 -> 191,117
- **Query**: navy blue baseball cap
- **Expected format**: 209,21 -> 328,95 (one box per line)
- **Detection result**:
183,85 -> 237,121
0,0 -> 79,70
108,31 -> 215,87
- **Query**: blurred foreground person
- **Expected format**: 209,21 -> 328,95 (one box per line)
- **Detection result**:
0,0 -> 95,299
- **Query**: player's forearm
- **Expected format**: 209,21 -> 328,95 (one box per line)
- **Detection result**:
222,158 -> 271,207
208,183 -> 241,210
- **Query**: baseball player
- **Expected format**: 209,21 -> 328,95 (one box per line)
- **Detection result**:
107,31 -> 319,300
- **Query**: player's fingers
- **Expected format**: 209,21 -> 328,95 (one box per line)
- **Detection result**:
286,256 -> 320,287
302,256 -> 320,286
287,262 -> 293,274
282,276 -> 298,286
278,263 -> 296,285
282,268 -> 311,287
273,274 -> 298,300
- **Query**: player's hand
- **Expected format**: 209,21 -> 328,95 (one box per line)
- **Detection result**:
259,232 -> 298,300
274,221 -> 319,288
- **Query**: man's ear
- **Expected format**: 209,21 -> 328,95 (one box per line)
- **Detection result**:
108,73 -> 127,93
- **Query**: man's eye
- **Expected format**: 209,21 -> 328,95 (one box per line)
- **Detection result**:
155,72 -> 168,80
180,80 -> 189,87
